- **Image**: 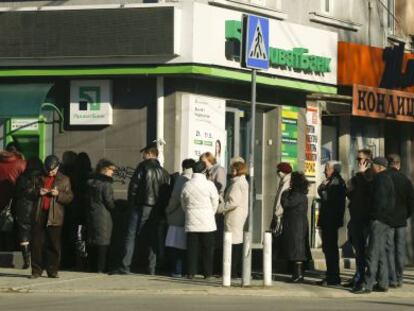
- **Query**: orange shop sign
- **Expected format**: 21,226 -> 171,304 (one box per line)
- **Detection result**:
353,85 -> 414,123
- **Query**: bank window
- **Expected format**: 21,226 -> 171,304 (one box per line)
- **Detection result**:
321,0 -> 333,15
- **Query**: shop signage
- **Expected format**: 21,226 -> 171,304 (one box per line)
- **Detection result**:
11,118 -> 38,132
180,94 -> 226,165
70,80 -> 113,125
281,106 -> 299,170
191,3 -> 337,85
305,103 -> 321,182
227,21 -> 332,74
353,84 -> 414,123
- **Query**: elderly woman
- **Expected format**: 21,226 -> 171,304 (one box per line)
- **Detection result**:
220,161 -> 248,278
281,172 -> 310,283
181,161 -> 219,280
86,159 -> 116,273
317,161 -> 347,286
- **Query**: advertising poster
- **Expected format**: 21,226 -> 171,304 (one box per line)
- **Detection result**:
281,106 -> 299,170
305,102 -> 321,182
181,94 -> 226,165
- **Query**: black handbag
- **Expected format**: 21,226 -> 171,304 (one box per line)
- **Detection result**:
0,200 -> 14,232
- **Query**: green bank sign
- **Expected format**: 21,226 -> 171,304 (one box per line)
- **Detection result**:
225,20 -> 331,74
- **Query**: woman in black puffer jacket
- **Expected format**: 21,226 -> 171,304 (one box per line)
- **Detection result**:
86,159 -> 116,273
14,158 -> 43,269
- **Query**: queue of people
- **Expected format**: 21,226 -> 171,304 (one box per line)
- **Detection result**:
1,142 -> 413,290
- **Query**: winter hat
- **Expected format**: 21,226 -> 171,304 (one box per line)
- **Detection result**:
372,157 -> 388,168
277,162 -> 293,174
44,155 -> 60,172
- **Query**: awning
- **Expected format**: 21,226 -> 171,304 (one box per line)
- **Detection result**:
0,83 -> 54,117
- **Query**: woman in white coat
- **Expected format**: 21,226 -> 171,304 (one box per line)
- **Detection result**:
181,161 -> 219,279
221,161 -> 248,278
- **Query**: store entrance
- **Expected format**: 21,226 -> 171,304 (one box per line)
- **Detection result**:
225,107 -> 250,169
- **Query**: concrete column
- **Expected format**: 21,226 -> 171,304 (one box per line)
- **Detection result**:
156,76 -> 165,166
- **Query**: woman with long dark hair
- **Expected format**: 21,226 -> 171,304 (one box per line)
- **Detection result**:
281,171 -> 310,283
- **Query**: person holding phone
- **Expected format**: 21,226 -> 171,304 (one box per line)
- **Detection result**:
30,155 -> 73,279
345,149 -> 374,291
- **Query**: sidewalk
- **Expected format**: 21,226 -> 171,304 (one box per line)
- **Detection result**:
1,268 -> 414,299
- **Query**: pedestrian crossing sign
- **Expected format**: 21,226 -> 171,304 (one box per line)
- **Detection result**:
242,14 -> 270,70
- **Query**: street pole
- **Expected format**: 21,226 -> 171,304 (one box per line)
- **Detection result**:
242,68 -> 257,287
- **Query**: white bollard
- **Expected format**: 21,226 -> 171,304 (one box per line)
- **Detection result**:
263,231 -> 272,287
223,231 -> 232,287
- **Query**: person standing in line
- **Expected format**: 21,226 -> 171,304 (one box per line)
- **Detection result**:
281,172 -> 310,283
113,144 -> 170,275
181,161 -> 219,280
385,154 -> 414,288
0,143 -> 26,251
165,159 -> 196,277
31,155 -> 73,279
219,161 -> 248,278
317,161 -> 347,286
14,158 -> 43,269
270,162 -> 292,256
345,149 -> 374,291
86,159 -> 116,273
353,157 -> 395,294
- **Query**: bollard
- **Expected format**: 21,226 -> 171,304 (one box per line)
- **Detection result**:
242,231 -> 252,287
222,231 -> 232,287
263,231 -> 272,287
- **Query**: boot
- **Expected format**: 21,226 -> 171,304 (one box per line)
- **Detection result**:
291,262 -> 304,283
21,244 -> 31,269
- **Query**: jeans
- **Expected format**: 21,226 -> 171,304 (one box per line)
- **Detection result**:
364,220 -> 391,290
386,226 -> 407,285
321,225 -> 341,283
187,232 -> 215,277
120,206 -> 159,273
348,220 -> 369,285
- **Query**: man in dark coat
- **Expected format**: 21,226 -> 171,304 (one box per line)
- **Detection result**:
31,155 -> 74,278
385,154 -> 414,288
114,144 -> 170,275
317,161 -> 346,286
345,149 -> 374,290
354,157 -> 395,294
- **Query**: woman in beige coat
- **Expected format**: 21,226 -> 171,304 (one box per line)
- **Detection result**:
221,161 -> 249,278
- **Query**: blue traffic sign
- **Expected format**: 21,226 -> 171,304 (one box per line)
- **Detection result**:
244,15 -> 270,70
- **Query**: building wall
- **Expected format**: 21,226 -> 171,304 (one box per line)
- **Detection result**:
396,0 -> 414,37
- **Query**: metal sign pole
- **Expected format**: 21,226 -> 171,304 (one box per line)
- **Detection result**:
242,68 -> 257,287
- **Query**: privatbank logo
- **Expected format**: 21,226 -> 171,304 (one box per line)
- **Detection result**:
78,86 -> 101,111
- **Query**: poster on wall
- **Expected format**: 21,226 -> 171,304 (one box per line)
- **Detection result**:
305,102 -> 321,182
181,94 -> 226,166
70,80 -> 113,125
281,106 -> 299,170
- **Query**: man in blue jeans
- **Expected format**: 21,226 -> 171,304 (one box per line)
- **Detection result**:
354,157 -> 395,294
112,144 -> 170,275
385,154 -> 414,288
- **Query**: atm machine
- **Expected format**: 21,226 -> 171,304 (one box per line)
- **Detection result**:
4,117 -> 46,160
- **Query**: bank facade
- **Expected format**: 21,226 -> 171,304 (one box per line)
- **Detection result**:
0,2 -> 338,246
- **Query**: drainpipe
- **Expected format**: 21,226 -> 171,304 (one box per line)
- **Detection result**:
156,76 -> 165,167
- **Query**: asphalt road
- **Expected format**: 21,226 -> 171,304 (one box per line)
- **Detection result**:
1,293 -> 414,311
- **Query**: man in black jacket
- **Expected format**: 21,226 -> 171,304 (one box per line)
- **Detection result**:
317,161 -> 347,286
354,157 -> 395,294
386,154 -> 414,288
114,144 -> 170,275
346,149 -> 374,290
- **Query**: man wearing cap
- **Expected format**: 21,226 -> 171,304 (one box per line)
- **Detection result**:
354,157 -> 395,294
31,155 -> 73,279
115,144 -> 170,275
270,163 -> 292,242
